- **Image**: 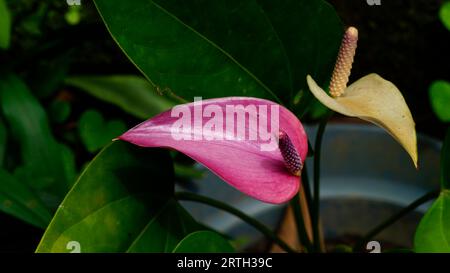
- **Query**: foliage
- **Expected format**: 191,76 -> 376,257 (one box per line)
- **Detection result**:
36,142 -> 210,253
429,80 -> 450,122
0,0 -> 11,49
415,129 -> 450,252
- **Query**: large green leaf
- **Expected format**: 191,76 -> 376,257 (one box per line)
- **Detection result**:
66,75 -> 175,120
37,141 -> 200,252
429,80 -> 450,122
0,0 -> 11,49
414,190 -> 450,253
414,129 -> 450,252
0,74 -> 74,197
173,230 -> 235,253
94,0 -> 341,108
0,169 -> 52,228
127,199 -> 200,252
256,0 -> 342,114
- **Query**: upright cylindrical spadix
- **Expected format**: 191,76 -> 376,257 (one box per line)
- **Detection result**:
279,131 -> 303,176
329,26 -> 358,97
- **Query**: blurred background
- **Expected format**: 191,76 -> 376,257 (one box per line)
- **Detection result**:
0,0 -> 448,252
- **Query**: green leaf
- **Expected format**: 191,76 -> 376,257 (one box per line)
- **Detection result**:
60,143 -> 77,189
94,0 -> 282,103
429,80 -> 450,122
127,199 -> 201,252
255,0 -> 343,113
440,1 -> 450,31
0,169 -> 52,228
414,190 -> 450,253
21,3 -> 46,36
65,75 -> 175,119
36,141 -> 187,252
78,109 -> 127,153
0,74 -> 74,197
414,129 -> 450,252
49,100 -> 72,124
0,0 -> 11,49
94,0 -> 341,107
173,230 -> 235,253
441,128 -> 450,190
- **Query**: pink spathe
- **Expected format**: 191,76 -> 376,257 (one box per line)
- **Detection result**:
119,97 -> 308,204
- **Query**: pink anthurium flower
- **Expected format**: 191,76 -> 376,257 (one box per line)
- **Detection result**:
119,97 -> 308,204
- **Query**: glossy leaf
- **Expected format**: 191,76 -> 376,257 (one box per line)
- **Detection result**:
173,230 -> 235,253
78,109 -> 126,153
36,142 -> 199,252
414,190 -> 450,253
440,1 -> 450,31
94,0 -> 341,107
120,97 -> 308,204
0,169 -> 52,228
127,199 -> 201,252
414,130 -> 450,252
429,80 -> 450,122
255,0 -> 342,114
66,75 -> 175,119
0,0 -> 11,49
307,74 -> 418,167
0,74 -> 74,196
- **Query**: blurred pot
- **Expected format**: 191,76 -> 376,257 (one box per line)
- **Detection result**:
178,122 -> 441,250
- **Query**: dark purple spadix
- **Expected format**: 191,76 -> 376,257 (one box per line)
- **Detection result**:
279,130 -> 303,176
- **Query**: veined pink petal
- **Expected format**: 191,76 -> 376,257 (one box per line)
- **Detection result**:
119,97 -> 307,204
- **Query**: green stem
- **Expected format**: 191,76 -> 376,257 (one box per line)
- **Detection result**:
354,189 -> 440,251
175,191 -> 297,253
302,163 -> 313,218
312,112 -> 332,252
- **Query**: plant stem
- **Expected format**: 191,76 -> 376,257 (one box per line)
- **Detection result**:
301,163 -> 313,218
312,112 -> 332,252
290,189 -> 313,252
175,191 -> 297,253
354,189 -> 440,252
